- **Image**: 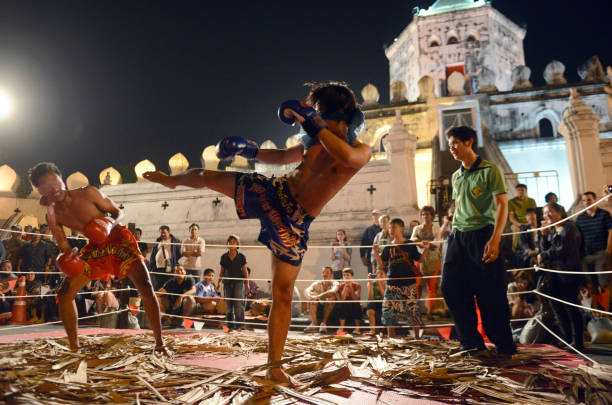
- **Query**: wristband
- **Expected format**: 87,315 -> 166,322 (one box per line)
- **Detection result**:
301,115 -> 327,138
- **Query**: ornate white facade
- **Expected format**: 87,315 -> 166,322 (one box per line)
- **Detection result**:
386,0 -> 526,100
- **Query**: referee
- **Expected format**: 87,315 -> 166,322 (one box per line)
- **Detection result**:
441,126 -> 516,356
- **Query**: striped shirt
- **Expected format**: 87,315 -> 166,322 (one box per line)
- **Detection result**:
575,208 -> 612,255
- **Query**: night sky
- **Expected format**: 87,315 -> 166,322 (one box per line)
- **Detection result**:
0,0 -> 610,183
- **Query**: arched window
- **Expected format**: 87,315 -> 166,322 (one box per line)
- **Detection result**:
379,134 -> 389,152
538,118 -> 554,138
447,36 -> 459,45
467,34 -> 477,42
430,40 -> 440,47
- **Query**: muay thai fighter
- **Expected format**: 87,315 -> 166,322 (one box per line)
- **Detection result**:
28,162 -> 167,354
144,82 -> 372,382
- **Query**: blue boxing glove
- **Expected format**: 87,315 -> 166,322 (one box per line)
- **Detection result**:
215,136 -> 259,160
278,99 -> 327,138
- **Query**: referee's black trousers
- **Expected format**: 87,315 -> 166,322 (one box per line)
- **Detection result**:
441,225 -> 516,354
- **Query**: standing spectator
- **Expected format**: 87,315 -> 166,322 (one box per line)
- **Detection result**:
575,191 -> 612,311
366,266 -> 386,334
507,184 -> 537,252
22,225 -> 33,241
149,225 -> 181,290
217,234 -> 248,331
17,229 -> 51,277
360,210 -> 381,274
441,126 -> 515,356
68,229 -> 87,253
406,220 -> 420,240
411,206 -> 441,319
373,218 -> 428,338
439,202 -> 455,260
515,208 -> 541,268
3,225 -> 24,268
0,237 -> 5,261
538,202 -> 584,350
193,268 -> 222,315
336,268 -> 362,334
133,228 -> 148,255
181,223 -> 206,281
371,215 -> 391,272
39,224 -> 60,285
304,266 -> 339,333
157,266 -> 196,326
330,230 -> 352,279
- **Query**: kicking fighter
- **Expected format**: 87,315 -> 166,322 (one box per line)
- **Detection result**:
28,162 -> 166,354
144,82 -> 372,382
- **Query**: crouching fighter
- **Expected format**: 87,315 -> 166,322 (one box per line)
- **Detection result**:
144,82 -> 372,382
28,162 -> 167,354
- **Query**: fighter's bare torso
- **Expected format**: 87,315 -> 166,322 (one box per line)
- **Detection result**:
49,187 -> 107,233
285,142 -> 362,217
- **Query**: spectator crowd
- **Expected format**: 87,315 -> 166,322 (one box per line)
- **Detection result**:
1,183 -> 611,349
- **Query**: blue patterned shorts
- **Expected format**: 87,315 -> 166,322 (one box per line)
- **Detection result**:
382,284 -> 422,326
234,173 -> 314,266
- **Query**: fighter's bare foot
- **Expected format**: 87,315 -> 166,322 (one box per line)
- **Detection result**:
154,345 -> 173,357
143,171 -> 177,189
266,367 -> 299,386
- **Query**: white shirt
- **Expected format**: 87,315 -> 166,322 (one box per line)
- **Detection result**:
155,240 -> 172,269
181,237 -> 206,270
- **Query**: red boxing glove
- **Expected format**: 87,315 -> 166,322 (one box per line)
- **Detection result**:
84,217 -> 114,245
57,252 -> 85,278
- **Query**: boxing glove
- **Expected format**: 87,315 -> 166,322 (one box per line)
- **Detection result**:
215,137 -> 259,160
278,100 -> 327,139
84,217 -> 114,245
277,100 -> 318,125
57,252 -> 86,278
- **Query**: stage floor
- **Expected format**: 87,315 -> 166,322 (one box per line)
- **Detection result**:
0,326 -> 611,404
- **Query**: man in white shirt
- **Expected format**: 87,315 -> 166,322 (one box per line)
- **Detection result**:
181,223 -> 206,282
304,266 -> 339,333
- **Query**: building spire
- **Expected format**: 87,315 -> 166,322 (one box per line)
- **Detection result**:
417,0 -> 488,17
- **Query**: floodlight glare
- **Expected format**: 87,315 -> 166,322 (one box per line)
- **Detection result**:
0,89 -> 14,119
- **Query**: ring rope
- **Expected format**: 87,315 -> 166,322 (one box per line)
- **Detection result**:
0,308 -> 129,332
1,193 -> 609,248
1,287 -> 132,300
534,317 -> 598,364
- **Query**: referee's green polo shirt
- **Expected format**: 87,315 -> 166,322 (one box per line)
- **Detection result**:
452,156 -> 507,232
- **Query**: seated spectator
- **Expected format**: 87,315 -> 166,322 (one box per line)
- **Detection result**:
507,184 -> 537,249
366,267 -> 386,334
0,261 -> 15,324
507,270 -> 540,319
157,266 -> 196,326
193,268 -> 222,315
411,206 -> 441,319
3,225 -> 24,268
304,266 -> 339,333
405,219 -> 420,240
537,202 -> 585,350
336,268 -> 362,334
25,272 -> 44,323
0,260 -> 17,282
91,278 -> 119,315
330,230 -> 352,279
515,208 -> 541,268
544,192 -> 567,217
245,267 -> 265,310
